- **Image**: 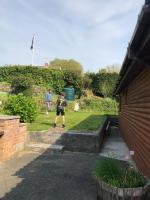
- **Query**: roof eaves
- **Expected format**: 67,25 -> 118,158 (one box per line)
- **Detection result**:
113,4 -> 150,96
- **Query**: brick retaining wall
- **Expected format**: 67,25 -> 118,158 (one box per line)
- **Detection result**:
0,116 -> 27,162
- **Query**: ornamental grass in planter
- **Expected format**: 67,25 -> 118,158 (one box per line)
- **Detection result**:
93,158 -> 150,200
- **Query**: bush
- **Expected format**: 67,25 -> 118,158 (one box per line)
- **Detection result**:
0,66 -> 82,95
79,97 -> 118,114
92,71 -> 119,97
93,158 -> 147,188
65,101 -> 75,112
4,94 -> 38,122
11,76 -> 34,96
0,93 -> 8,114
0,82 -> 11,92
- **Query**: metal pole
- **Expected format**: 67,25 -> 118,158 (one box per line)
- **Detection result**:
32,48 -> 34,66
31,34 -> 35,66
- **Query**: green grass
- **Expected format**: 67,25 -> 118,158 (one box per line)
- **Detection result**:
28,111 -> 106,132
93,158 -> 147,188
0,92 -> 8,101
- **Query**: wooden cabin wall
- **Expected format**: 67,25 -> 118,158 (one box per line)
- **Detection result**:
119,67 -> 150,178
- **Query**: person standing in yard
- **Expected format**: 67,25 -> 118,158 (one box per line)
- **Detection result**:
45,89 -> 53,114
53,93 -> 67,128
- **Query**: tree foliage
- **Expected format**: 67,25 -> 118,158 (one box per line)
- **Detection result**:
11,75 -> 34,95
0,65 -> 81,95
100,65 -> 120,73
0,65 -> 119,98
84,69 -> 119,98
93,70 -> 119,97
82,72 -> 93,90
49,59 -> 83,74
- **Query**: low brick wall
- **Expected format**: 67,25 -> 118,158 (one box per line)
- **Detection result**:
0,116 -> 27,162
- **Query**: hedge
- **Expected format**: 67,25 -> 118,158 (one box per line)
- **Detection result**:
0,65 -> 82,95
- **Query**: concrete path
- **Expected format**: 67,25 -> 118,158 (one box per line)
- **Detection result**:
0,150 -> 99,200
99,126 -> 131,161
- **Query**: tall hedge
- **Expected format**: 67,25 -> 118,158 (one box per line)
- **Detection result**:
0,65 -> 82,94
91,72 -> 118,97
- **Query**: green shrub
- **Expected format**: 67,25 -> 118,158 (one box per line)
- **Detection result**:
92,71 -> 119,97
11,75 -> 34,96
93,158 -> 147,188
65,101 -> 75,112
0,66 -> 82,95
0,93 -> 8,114
0,82 -> 11,92
80,97 -> 118,114
4,94 -> 38,122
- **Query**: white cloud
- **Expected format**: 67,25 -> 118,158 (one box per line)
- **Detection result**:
60,0 -> 142,25
0,0 -> 144,71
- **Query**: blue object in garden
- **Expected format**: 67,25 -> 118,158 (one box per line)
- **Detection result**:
64,87 -> 75,101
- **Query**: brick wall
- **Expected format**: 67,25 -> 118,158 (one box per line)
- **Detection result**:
0,116 -> 27,162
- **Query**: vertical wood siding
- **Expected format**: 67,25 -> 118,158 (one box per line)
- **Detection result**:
119,67 -> 150,178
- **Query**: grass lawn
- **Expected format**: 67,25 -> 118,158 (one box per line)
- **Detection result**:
28,111 -> 106,132
0,92 -> 8,101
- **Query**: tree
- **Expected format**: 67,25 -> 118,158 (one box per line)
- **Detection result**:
99,81 -> 112,98
99,65 -> 120,74
11,75 -> 34,96
82,72 -> 93,90
49,59 -> 83,74
92,68 -> 119,97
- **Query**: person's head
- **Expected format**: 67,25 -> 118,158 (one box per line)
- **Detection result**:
48,89 -> 52,93
60,92 -> 65,99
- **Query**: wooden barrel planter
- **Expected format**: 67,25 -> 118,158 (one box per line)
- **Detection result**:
97,180 -> 150,200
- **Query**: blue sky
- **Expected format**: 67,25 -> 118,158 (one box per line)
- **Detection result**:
0,0 -> 144,72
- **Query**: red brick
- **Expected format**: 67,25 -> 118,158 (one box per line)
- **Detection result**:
0,116 -> 27,162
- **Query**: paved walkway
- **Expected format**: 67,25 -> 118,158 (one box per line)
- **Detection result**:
0,150 -> 99,200
99,126 -> 131,161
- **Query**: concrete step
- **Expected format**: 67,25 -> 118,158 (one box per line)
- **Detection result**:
25,143 -> 51,153
63,132 -> 99,153
48,134 -> 65,145
27,131 -> 100,154
28,132 -> 66,144
25,143 -> 65,154
50,144 -> 65,153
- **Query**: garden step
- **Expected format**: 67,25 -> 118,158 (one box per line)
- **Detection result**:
62,132 -> 99,153
25,143 -> 65,154
28,131 -> 66,144
25,143 -> 52,153
47,133 -> 66,145
50,144 -> 65,153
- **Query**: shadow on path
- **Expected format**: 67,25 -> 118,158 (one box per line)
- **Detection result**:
0,149 -> 99,200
